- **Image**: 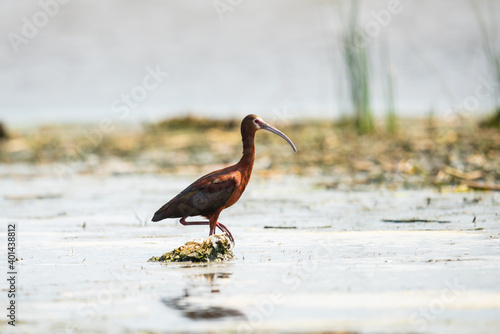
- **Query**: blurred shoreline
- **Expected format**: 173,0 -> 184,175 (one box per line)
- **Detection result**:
1,116 -> 498,190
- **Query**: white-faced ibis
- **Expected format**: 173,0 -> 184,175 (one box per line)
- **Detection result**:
152,114 -> 296,243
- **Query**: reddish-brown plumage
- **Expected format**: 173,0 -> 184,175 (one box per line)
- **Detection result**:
152,114 -> 296,243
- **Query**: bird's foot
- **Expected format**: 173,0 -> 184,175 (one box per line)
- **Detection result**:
215,222 -> 235,246
181,218 -> 234,246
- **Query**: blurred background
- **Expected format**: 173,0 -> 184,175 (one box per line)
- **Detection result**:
0,0 -> 499,188
0,0 -> 498,126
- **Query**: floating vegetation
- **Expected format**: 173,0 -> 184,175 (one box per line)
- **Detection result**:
148,234 -> 234,263
382,218 -> 451,224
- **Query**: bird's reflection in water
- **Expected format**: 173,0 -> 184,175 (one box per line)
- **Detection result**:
161,272 -> 245,320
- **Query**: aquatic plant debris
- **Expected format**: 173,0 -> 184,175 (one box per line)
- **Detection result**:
148,234 -> 234,263
382,218 -> 451,224
3,118 -> 500,190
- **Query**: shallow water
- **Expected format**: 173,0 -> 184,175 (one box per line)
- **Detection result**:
1,164 -> 500,333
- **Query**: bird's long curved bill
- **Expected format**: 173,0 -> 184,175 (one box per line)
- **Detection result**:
260,122 -> 297,152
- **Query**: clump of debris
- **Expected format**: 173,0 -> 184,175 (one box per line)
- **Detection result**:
148,234 -> 234,263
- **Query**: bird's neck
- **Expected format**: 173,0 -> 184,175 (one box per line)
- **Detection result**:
238,131 -> 255,171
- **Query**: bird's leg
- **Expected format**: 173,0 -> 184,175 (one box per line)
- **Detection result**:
179,217 -> 209,226
179,217 -> 220,236
180,218 -> 233,244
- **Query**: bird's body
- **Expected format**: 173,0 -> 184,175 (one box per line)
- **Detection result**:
152,114 -> 296,242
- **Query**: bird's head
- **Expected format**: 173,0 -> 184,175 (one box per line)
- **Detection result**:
242,114 -> 297,152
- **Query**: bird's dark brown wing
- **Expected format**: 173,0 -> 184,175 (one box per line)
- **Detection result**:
152,172 -> 238,221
